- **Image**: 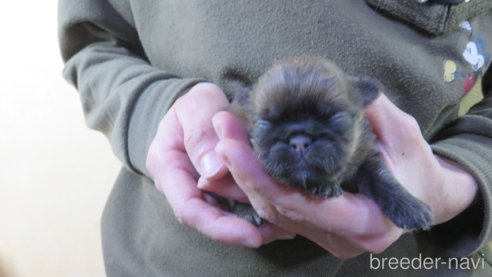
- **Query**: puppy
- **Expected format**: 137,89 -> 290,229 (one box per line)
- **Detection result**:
214,57 -> 433,230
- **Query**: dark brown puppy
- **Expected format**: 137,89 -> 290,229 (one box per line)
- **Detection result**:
214,57 -> 433,230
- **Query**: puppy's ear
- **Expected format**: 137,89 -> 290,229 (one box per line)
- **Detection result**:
353,77 -> 383,108
227,86 -> 253,131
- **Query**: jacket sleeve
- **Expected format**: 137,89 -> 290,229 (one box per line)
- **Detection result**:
58,0 -> 202,178
429,69 -> 492,257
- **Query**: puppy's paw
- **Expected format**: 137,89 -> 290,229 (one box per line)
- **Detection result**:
206,192 -> 264,226
357,157 -> 433,230
381,195 -> 433,230
232,201 -> 264,226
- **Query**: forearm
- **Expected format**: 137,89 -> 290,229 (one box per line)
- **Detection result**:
429,134 -> 492,256
59,0 -> 203,177
426,70 -> 492,256
63,42 -> 201,176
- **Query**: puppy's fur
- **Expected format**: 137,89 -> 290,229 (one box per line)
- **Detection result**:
217,57 -> 433,230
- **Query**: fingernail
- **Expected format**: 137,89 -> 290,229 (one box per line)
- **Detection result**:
279,232 -> 296,240
196,177 -> 213,190
212,117 -> 223,140
246,238 -> 260,248
196,177 -> 206,189
200,151 -> 224,178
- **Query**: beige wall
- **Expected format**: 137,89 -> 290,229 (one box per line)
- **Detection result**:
0,2 -> 121,276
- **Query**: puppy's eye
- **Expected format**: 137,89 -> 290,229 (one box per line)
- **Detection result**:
256,119 -> 272,129
329,112 -> 352,133
331,112 -> 349,122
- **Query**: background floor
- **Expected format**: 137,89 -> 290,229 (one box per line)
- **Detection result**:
0,1 -> 121,276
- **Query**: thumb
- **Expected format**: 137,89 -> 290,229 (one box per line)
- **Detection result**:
175,83 -> 229,179
364,93 -> 422,150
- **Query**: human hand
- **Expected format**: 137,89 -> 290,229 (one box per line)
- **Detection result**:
213,93 -> 477,258
364,94 -> 477,226
146,83 -> 294,248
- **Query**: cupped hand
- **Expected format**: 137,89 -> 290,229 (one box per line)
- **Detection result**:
146,83 -> 294,248
213,93 -> 477,258
364,94 -> 477,226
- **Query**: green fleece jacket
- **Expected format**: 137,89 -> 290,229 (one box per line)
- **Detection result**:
59,0 -> 492,276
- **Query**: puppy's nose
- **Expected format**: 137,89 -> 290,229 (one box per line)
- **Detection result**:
289,135 -> 312,154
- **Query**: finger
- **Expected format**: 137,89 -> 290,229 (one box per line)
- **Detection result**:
257,224 -> 297,245
175,196 -> 263,248
216,138 -> 394,233
148,108 -> 263,248
193,110 -> 251,201
215,137 -> 319,227
364,93 -> 422,151
215,138 -> 285,206
214,111 -> 401,255
200,181 -> 295,245
212,111 -> 251,144
148,108 -> 199,181
309,233 -> 366,259
303,212 -> 398,257
175,83 -> 230,179
197,175 -> 249,202
211,100 -> 302,243
364,93 -> 405,136
198,173 -> 297,245
354,228 -> 403,254
151,147 -> 263,247
216,138 -> 400,255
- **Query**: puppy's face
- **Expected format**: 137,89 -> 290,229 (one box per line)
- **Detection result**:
248,58 -> 379,194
